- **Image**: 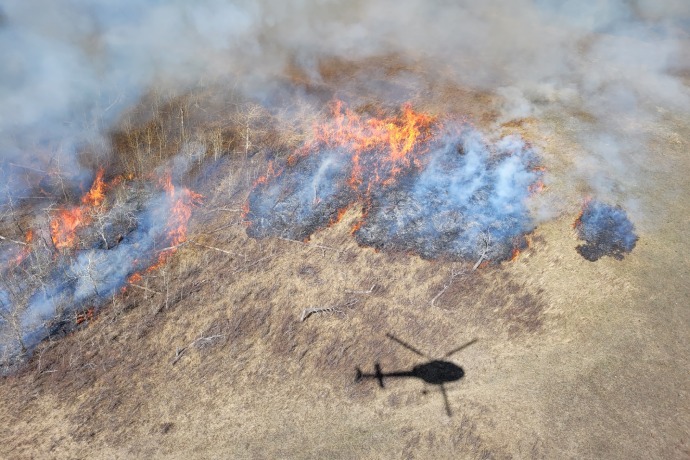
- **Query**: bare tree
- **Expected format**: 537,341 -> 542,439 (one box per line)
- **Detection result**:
84,191 -> 139,250
0,234 -> 53,356
232,103 -> 267,186
473,231 -> 492,271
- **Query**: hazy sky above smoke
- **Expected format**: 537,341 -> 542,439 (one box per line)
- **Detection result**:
0,0 -> 688,202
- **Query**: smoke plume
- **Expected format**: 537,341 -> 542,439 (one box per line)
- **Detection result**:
246,106 -> 543,261
1,1 -> 688,361
2,1 -> 687,192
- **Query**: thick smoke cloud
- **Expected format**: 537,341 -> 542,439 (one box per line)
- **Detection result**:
0,0 -> 686,263
0,0 -> 687,364
1,1 -> 687,186
0,0 -> 263,202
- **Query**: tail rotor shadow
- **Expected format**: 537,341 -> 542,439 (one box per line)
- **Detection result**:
355,333 -> 477,417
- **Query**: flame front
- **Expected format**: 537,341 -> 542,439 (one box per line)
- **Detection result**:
303,101 -> 436,192
81,168 -> 106,207
50,168 -> 109,249
573,197 -> 593,229
246,101 -> 545,263
50,207 -> 87,249
47,167 -> 202,285
148,174 -> 204,271
5,165 -> 205,353
244,102 -> 437,232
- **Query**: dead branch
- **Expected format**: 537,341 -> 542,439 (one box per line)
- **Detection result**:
171,347 -> 187,365
430,266 -> 465,306
193,334 -> 225,345
8,162 -> 46,173
128,283 -> 160,294
430,286 -> 449,307
171,334 -> 226,365
189,240 -> 241,256
204,207 -> 242,213
0,235 -> 28,246
345,284 -> 376,295
157,242 -> 189,253
472,254 -> 486,271
472,232 -> 492,271
300,307 -> 343,322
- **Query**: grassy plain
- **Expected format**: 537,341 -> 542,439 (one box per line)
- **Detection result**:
1,64 -> 688,459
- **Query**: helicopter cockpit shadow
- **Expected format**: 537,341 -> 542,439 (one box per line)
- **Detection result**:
355,333 -> 477,417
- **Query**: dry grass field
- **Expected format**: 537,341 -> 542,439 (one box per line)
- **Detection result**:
1,63 -> 689,459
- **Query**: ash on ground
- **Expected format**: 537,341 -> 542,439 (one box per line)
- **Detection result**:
355,133 -> 541,261
245,123 -> 543,262
245,148 -> 356,241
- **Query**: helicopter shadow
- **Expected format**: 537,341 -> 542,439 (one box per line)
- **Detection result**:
355,333 -> 477,417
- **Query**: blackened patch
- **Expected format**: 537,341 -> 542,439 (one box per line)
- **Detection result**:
574,201 -> 638,261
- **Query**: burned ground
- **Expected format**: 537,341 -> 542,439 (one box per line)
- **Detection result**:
574,201 -> 638,262
0,71 -> 688,459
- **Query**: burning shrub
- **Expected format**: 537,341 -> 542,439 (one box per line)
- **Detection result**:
574,201 -> 638,261
246,151 -> 356,241
246,102 -> 435,241
0,169 -> 202,364
245,102 -> 543,262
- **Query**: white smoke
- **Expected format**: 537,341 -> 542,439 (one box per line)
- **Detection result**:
0,0 -> 686,246
1,0 -> 688,360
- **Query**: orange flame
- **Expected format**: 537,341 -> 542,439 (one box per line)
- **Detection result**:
332,206 -> 350,226
50,207 -> 87,249
240,201 -> 251,226
309,102 -> 436,190
510,247 -> 521,262
75,307 -> 94,325
50,168 -> 110,249
11,229 -> 34,265
528,166 -> 547,195
149,174 -> 203,270
253,161 -> 283,187
81,168 -> 106,207
313,102 -> 434,158
250,101 -> 437,229
573,196 -> 593,229
525,234 -> 533,249
25,229 -> 34,244
528,181 -> 546,194
572,210 -> 584,229
350,218 -> 364,235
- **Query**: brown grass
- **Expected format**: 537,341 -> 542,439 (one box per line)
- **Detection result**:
1,58 -> 689,459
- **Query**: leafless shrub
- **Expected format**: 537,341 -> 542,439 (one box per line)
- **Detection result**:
0,227 -> 55,360
300,307 -> 343,322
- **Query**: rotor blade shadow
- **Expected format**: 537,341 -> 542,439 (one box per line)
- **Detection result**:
386,333 -> 430,359
442,338 -> 478,358
441,384 -> 452,417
